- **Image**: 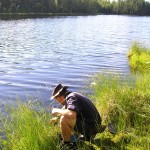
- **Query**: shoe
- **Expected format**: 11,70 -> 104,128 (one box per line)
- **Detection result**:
58,133 -> 80,142
60,141 -> 77,150
58,133 -> 63,142
70,133 -> 80,142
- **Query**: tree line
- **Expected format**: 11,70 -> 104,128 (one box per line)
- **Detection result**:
0,0 -> 150,16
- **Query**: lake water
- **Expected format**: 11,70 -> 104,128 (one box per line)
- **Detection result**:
0,15 -> 150,106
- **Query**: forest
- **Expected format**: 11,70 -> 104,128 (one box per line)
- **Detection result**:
0,0 -> 150,16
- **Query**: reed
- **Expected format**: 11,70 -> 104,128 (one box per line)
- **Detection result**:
0,101 -> 59,150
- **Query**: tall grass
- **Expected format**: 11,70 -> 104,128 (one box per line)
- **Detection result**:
128,42 -> 150,73
90,73 -> 150,150
0,101 -> 59,150
0,101 -> 97,150
92,42 -> 150,149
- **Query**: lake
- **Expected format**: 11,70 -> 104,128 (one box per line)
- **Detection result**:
0,15 -> 150,107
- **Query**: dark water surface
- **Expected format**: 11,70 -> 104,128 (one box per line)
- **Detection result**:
0,15 -> 150,106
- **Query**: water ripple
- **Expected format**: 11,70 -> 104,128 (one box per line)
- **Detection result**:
0,15 -> 150,103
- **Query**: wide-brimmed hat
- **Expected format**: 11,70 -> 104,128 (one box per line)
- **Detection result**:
50,84 -> 68,100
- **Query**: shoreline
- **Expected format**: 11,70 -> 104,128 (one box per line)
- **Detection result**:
0,13 -> 149,19
0,13 -> 101,20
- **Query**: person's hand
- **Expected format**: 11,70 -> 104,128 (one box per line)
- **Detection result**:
49,117 -> 59,124
51,108 -> 59,116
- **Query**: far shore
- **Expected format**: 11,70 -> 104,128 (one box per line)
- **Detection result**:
0,13 -> 102,20
0,13 -> 149,20
0,12 -> 100,16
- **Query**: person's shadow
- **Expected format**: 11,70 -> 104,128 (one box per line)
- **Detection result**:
91,138 -> 123,150
78,136 -> 126,150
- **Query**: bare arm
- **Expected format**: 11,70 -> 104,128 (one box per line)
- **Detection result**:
52,108 -> 76,119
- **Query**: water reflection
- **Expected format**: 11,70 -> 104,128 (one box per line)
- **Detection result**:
0,15 -> 150,106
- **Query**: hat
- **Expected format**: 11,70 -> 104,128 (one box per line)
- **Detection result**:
50,84 -> 68,100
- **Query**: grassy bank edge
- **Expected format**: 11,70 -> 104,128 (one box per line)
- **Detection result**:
127,41 -> 150,73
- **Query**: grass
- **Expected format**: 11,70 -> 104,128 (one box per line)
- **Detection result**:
0,42 -> 150,150
90,73 -> 150,150
89,42 -> 150,149
127,42 -> 150,73
0,101 -> 60,150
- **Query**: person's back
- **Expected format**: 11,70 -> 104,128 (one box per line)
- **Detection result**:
65,92 -> 102,139
66,92 -> 101,124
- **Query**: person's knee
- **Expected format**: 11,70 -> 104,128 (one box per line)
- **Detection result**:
60,116 -> 69,126
60,116 -> 76,129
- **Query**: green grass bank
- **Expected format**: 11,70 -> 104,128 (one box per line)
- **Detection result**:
0,101 -> 60,150
128,42 -> 150,73
0,42 -> 150,150
90,42 -> 150,149
90,73 -> 150,150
